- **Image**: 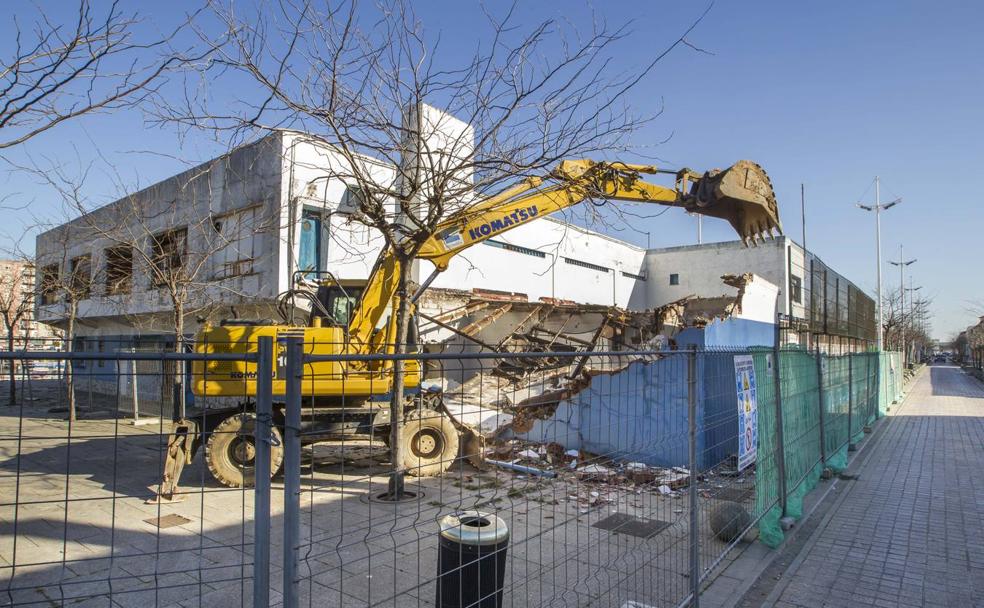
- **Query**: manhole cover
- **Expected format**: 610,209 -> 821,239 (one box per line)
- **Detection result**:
592,513 -> 670,539
145,514 -> 192,529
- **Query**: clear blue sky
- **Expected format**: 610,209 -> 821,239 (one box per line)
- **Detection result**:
3,1 -> 981,339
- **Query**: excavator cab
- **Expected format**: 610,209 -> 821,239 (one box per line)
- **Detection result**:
313,280 -> 365,328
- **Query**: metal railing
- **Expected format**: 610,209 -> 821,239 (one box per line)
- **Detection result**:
0,342 -> 903,607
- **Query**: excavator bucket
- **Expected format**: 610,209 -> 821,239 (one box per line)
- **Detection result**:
688,160 -> 782,244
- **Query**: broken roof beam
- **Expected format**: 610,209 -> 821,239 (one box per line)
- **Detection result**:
567,318 -> 610,380
494,305 -> 548,349
459,303 -> 513,337
429,301 -> 491,325
418,312 -> 502,352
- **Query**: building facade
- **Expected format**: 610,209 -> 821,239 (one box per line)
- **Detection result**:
636,238 -> 876,351
35,130 -> 648,349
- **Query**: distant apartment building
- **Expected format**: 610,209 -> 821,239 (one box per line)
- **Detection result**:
0,259 -> 61,350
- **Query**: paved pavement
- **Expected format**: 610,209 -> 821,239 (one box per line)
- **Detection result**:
761,365 -> 984,608
0,386 -> 747,608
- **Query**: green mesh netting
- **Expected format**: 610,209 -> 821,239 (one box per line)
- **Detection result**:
755,349 -> 902,548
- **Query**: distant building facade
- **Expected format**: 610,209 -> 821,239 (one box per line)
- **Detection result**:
634,238 -> 877,352
0,260 -> 61,350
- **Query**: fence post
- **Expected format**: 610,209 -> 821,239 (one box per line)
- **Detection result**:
254,336 -> 274,608
283,335 -> 303,608
130,356 -> 140,420
773,333 -> 788,516
847,354 -> 856,452
815,350 -> 827,468
687,348 -> 700,608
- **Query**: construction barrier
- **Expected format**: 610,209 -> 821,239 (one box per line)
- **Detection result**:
756,349 -> 904,548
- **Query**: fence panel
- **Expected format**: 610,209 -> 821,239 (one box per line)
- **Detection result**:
0,344 -> 908,607
0,346 -> 265,608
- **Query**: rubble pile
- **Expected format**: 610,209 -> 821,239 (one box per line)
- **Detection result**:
478,439 -> 705,506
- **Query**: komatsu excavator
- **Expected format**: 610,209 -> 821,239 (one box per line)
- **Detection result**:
157,158 -> 781,497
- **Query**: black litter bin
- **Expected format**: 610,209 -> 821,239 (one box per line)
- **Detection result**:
436,510 -> 509,608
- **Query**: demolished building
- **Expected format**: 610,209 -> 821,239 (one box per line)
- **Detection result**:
416,273 -> 780,470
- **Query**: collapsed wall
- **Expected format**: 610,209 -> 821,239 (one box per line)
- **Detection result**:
417,274 -> 778,467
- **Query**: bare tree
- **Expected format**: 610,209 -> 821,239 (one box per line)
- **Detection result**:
0,257 -> 36,404
881,285 -> 933,359
1,0 -> 206,150
31,219 -> 95,421
165,0 -> 714,495
35,154 -> 276,420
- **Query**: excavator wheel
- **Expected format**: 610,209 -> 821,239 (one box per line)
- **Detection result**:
401,409 -> 459,477
205,413 -> 284,488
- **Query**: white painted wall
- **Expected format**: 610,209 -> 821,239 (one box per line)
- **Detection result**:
35,132 -> 286,335
635,239 -> 789,313
432,217 -> 646,306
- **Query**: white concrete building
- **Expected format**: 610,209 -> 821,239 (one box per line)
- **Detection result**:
35,111 -> 872,353
636,237 -> 877,349
35,130 -> 648,347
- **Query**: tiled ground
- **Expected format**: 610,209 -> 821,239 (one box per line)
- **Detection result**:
766,365 -> 984,608
0,388 -> 752,608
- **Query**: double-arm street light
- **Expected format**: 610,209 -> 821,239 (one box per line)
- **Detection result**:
907,283 -> 924,362
889,244 -> 916,364
857,177 -> 902,351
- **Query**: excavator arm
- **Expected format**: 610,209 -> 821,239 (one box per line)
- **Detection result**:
345,158 -> 781,352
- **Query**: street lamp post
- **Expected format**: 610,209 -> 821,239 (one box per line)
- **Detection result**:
889,244 -> 916,365
857,177 -> 901,351
907,283 -> 923,362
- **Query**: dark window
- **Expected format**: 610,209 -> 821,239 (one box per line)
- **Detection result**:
563,257 -> 610,273
790,275 -> 803,304
669,273 -> 680,286
70,255 -> 91,299
40,264 -> 59,305
151,228 -> 187,283
485,240 -> 546,258
105,246 -> 133,295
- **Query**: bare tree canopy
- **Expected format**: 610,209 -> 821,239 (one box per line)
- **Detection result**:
165,0 -> 712,249
881,285 -> 933,355
159,0 -> 715,497
0,0 -> 204,150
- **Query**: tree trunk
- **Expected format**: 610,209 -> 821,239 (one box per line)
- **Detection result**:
173,300 -> 186,421
7,332 -> 15,406
386,258 -> 414,499
66,305 -> 76,422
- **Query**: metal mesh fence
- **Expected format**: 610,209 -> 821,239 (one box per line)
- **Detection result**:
0,347 -> 262,608
0,344 -> 908,607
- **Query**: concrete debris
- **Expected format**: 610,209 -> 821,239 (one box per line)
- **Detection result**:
576,464 -> 613,481
516,449 -> 540,461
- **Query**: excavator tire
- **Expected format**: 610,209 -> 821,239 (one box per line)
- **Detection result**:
401,409 -> 459,477
205,413 -> 284,488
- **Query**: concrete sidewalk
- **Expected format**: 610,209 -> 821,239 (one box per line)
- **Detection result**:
742,365 -> 984,607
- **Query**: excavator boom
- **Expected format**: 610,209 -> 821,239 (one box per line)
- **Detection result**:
346,158 -> 782,350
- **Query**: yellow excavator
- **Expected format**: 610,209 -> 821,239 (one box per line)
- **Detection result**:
158,158 -> 781,496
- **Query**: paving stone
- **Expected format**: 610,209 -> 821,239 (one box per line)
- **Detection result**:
770,366 -> 984,607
